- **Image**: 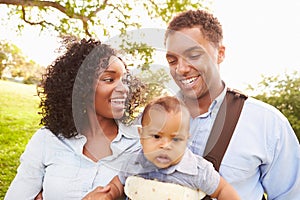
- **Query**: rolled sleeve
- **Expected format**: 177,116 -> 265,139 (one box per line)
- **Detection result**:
5,128 -> 46,200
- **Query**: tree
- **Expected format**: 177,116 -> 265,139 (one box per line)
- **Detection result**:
0,0 -> 206,38
0,40 -> 44,84
0,40 -> 24,79
248,71 -> 300,141
1,0 -> 210,104
0,0 -> 208,69
0,51 -> 7,78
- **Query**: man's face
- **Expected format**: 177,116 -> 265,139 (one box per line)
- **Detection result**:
165,27 -> 223,100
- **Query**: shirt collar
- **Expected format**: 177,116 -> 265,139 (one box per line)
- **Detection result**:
116,122 -> 140,140
135,149 -> 198,176
210,84 -> 227,116
164,149 -> 198,175
135,149 -> 157,171
64,122 -> 140,157
73,121 -> 140,141
192,82 -> 227,119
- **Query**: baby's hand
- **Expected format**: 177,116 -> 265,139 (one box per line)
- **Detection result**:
82,185 -> 112,200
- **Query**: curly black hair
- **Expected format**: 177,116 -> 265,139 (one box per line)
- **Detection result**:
165,9 -> 223,47
38,37 -> 144,138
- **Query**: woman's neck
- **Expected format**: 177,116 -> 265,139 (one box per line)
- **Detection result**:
96,118 -> 118,141
82,113 -> 119,162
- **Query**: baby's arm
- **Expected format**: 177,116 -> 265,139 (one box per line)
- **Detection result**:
82,176 -> 124,200
210,176 -> 240,200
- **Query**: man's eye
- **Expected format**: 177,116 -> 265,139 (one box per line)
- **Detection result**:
166,56 -> 177,65
167,59 -> 176,64
188,54 -> 201,60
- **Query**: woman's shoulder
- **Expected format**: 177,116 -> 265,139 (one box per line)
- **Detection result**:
29,127 -> 61,144
33,127 -> 57,137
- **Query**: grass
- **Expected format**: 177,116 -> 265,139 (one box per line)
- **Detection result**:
0,80 -> 41,199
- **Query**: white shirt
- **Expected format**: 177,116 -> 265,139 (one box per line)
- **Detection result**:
188,86 -> 300,200
5,124 -> 140,200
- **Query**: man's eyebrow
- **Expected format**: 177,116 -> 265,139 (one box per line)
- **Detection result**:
183,46 -> 204,54
166,46 -> 204,56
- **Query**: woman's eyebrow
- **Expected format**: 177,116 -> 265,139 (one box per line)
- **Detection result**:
103,70 -> 116,74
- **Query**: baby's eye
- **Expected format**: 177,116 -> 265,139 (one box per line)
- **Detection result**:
151,134 -> 161,139
172,138 -> 182,142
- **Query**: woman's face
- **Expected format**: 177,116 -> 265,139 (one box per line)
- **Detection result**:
94,56 -> 129,120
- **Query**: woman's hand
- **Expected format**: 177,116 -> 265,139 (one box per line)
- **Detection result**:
82,185 -> 112,200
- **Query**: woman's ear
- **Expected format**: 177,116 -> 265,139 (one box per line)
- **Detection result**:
217,45 -> 225,64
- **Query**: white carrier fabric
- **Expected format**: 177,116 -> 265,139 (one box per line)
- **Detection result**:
124,176 -> 206,200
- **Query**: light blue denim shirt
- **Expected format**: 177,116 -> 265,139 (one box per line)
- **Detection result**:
5,123 -> 140,200
119,148 -> 220,196
187,86 -> 300,200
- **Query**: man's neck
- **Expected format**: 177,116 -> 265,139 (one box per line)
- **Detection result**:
184,84 -> 225,117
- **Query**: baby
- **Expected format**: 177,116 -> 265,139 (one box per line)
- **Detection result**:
83,96 -> 240,200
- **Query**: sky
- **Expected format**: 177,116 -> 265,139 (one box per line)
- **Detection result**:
213,0 -> 300,90
0,0 -> 299,92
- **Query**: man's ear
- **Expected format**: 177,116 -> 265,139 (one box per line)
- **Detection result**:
217,45 -> 225,64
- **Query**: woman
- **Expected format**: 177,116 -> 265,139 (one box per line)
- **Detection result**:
5,38 -> 144,199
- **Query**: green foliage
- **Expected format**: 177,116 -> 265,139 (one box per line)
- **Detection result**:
121,68 -> 171,125
248,71 -> 300,141
0,0 -> 210,95
2,0 -> 141,38
139,68 -> 171,99
143,0 -> 209,23
0,41 -> 21,79
0,40 -> 45,84
0,80 -> 41,199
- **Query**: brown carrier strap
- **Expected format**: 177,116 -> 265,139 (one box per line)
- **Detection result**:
202,88 -> 247,200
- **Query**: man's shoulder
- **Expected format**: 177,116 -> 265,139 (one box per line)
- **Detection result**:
244,96 -> 286,119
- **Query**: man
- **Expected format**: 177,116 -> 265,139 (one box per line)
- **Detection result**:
164,9 -> 300,199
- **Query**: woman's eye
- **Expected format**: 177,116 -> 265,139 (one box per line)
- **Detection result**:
102,78 -> 114,82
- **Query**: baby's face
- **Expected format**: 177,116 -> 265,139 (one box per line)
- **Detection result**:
139,108 -> 190,169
